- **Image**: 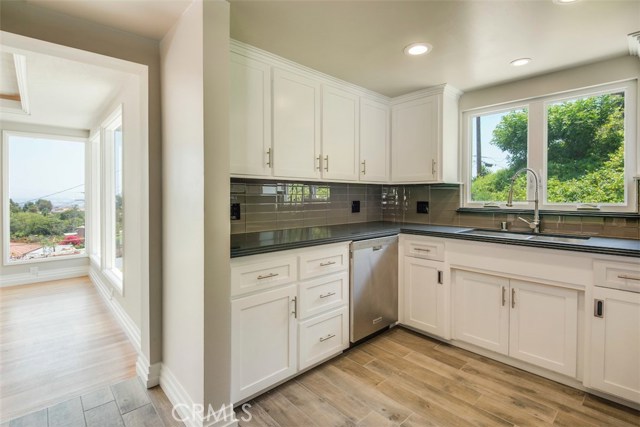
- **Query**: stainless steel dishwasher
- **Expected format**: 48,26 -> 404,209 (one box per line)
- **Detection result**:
350,235 -> 398,343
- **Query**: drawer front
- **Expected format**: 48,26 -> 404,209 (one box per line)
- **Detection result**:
298,306 -> 349,370
231,256 -> 298,297
299,244 -> 349,280
594,260 -> 640,293
405,239 -> 445,261
299,272 -> 349,319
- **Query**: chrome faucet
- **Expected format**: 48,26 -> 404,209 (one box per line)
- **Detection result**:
506,167 -> 541,234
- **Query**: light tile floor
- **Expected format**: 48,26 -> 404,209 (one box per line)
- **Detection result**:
3,378 -> 170,427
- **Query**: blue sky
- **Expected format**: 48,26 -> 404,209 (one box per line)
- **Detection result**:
471,110 -> 514,179
8,135 -> 85,205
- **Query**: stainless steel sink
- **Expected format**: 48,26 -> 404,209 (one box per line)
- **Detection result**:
459,229 -> 590,244
459,229 -> 535,240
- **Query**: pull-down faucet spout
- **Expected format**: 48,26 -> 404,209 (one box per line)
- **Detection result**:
506,168 -> 540,234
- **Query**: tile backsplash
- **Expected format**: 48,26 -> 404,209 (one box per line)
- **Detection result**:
382,184 -> 640,240
230,179 -> 383,234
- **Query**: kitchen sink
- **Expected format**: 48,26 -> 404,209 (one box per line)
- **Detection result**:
459,229 -> 590,244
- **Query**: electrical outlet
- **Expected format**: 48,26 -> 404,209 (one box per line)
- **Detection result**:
417,201 -> 429,214
30,267 -> 39,276
230,203 -> 241,220
351,200 -> 361,213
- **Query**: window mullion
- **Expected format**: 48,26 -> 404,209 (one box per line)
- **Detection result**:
528,101 -> 544,209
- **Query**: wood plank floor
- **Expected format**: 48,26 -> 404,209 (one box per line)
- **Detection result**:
0,277 -> 137,422
237,327 -> 640,427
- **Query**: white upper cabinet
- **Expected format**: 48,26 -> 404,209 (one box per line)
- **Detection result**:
273,68 -> 321,179
321,85 -> 360,181
359,97 -> 389,182
391,85 -> 461,183
230,53 -> 272,177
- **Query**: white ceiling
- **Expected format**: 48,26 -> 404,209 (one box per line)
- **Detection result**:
0,47 -> 131,130
25,0 -> 192,40
230,0 -> 640,96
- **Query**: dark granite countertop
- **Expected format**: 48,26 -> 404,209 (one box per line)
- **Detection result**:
230,221 -> 640,258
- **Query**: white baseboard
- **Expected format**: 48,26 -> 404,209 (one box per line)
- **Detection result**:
160,365 -> 238,427
136,353 -> 162,388
90,268 -> 141,351
0,265 -> 89,287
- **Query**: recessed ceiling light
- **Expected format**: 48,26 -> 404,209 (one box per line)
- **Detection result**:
404,43 -> 432,56
510,58 -> 532,67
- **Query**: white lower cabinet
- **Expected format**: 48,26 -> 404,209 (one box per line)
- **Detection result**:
298,306 -> 349,370
231,284 -> 297,403
403,257 -> 449,339
589,286 -> 640,403
453,270 -> 578,377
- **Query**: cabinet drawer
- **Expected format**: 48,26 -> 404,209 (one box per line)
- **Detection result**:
298,306 -> 349,370
299,272 -> 349,319
298,244 -> 349,280
231,256 -> 297,297
405,239 -> 445,261
594,260 -> 640,294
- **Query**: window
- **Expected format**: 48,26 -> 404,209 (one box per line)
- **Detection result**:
3,132 -> 87,264
102,106 -> 124,283
463,81 -> 637,212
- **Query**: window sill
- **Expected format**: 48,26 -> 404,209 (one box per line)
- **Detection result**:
457,207 -> 640,218
102,268 -> 124,297
4,253 -> 88,267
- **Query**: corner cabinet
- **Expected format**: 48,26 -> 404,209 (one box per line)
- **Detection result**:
230,52 -> 272,177
390,84 -> 461,183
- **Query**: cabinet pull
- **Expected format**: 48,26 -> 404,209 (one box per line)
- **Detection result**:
618,275 -> 640,281
324,155 -> 329,172
319,333 -> 336,342
320,292 -> 336,299
502,286 -> 506,306
432,159 -> 437,176
414,248 -> 431,252
316,156 -> 321,171
437,270 -> 443,285
361,160 -> 366,175
266,148 -> 272,168
320,261 -> 336,267
257,272 -> 279,280
511,288 -> 516,309
291,297 -> 297,318
594,299 -> 604,318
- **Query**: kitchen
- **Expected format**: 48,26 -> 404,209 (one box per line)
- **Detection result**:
1,1 -> 639,427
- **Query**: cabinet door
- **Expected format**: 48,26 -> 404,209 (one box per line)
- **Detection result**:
590,287 -> 640,403
403,257 -> 448,338
453,270 -> 509,355
359,97 -> 389,182
509,280 -> 578,377
231,285 -> 297,403
391,96 -> 438,182
321,85 -> 359,181
230,53 -> 272,177
298,306 -> 349,370
273,68 -> 321,179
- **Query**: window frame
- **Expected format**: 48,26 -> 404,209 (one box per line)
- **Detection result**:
462,80 -> 638,213
2,130 -> 89,266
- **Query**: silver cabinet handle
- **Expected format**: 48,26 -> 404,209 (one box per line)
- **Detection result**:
361,160 -> 366,175
502,286 -> 506,306
291,297 -> 297,318
618,275 -> 640,281
324,155 -> 329,172
320,292 -> 336,299
316,156 -> 321,171
257,272 -> 279,280
266,148 -> 272,168
511,288 -> 516,309
432,159 -> 437,176
319,334 -> 335,342
437,271 -> 443,285
320,261 -> 336,267
414,248 -> 431,252
594,299 -> 604,318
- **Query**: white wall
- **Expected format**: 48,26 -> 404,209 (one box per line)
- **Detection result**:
160,0 -> 206,407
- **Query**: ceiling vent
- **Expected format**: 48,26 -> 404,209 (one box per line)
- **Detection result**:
0,52 -> 29,115
629,31 -> 640,58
